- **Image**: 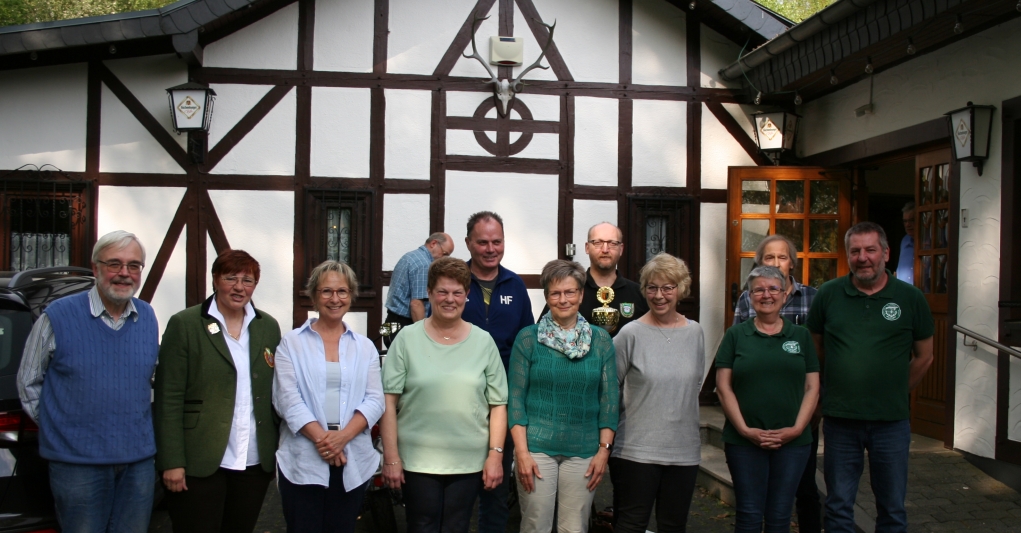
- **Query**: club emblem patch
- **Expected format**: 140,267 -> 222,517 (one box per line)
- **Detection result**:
882,303 -> 902,321
782,341 -> 801,354
264,348 -> 275,368
620,303 -> 635,318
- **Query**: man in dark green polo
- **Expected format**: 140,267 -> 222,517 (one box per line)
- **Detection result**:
806,221 -> 934,533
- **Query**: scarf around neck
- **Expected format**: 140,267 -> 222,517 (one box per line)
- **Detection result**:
537,311 -> 592,360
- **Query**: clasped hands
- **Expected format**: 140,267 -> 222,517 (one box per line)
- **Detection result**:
316,430 -> 350,467
743,427 -> 801,450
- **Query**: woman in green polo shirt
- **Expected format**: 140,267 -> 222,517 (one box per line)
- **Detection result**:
716,265 -> 820,533
379,257 -> 508,533
508,259 -> 618,533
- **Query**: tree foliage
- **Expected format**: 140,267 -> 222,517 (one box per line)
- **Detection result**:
755,0 -> 837,23
0,0 -> 173,28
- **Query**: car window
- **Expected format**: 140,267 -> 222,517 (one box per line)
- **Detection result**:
0,310 -> 33,376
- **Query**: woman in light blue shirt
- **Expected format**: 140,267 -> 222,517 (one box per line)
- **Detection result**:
273,260 -> 385,533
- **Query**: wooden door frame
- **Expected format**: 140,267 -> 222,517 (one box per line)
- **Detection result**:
806,120 -> 957,448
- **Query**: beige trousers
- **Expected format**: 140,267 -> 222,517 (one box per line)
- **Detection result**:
516,452 -> 596,533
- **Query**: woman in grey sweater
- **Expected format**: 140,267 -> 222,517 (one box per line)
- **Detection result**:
610,252 -> 705,533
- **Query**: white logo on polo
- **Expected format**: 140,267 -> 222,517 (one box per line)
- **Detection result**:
782,341 -> 800,354
501,295 -> 513,305
882,303 -> 902,321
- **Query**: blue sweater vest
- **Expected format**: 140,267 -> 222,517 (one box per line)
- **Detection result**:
39,291 -> 159,464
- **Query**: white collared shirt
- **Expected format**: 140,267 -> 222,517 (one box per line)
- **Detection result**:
208,298 -> 260,470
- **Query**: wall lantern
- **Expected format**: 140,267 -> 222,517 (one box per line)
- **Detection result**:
945,102 -> 995,176
167,82 -> 216,133
751,110 -> 800,165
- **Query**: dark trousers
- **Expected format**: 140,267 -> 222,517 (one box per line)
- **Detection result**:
403,471 -> 481,533
609,457 -> 699,533
725,443 -> 811,533
382,310 -> 414,348
165,464 -> 273,533
476,433 -> 514,533
278,465 -> 369,533
795,427 -> 822,533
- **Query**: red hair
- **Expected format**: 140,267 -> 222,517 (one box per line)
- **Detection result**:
211,249 -> 261,285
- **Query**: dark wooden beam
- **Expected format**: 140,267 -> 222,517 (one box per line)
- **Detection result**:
447,116 -> 560,134
433,0 -> 498,77
204,85 -> 293,171
430,89 -> 447,233
138,194 -> 187,302
97,62 -> 191,171
85,61 -> 101,175
444,155 -> 560,174
705,101 -> 771,166
202,189 -> 231,254
515,0 -> 573,81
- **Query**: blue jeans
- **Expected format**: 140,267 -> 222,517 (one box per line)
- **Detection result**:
823,417 -> 910,533
725,443 -> 811,533
49,457 -> 156,533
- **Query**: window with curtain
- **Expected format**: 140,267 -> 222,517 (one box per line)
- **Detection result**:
304,188 -> 374,295
2,178 -> 89,272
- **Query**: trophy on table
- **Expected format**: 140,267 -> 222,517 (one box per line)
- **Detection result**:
590,286 -> 620,334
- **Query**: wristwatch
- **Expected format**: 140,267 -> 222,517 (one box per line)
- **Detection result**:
489,447 -> 504,453
598,442 -> 613,451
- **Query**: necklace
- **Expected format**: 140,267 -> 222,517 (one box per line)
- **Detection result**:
430,319 -> 461,342
226,328 -> 241,341
754,317 -> 783,335
652,313 -> 681,343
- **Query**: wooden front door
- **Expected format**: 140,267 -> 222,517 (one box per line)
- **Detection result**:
724,167 -> 853,325
910,149 -> 952,439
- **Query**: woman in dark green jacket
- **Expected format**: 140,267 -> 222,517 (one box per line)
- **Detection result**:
153,249 -> 282,533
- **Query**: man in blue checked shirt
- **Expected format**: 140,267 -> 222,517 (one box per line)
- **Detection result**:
383,232 -> 454,347
732,233 -> 822,533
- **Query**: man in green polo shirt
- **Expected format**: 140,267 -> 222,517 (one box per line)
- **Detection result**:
806,221 -> 933,533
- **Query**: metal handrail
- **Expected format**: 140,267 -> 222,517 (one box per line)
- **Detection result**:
954,325 -> 1021,359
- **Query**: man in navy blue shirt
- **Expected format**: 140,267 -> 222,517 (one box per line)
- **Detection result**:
461,211 -> 533,533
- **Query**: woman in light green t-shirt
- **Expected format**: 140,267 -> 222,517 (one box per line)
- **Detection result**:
379,257 -> 508,533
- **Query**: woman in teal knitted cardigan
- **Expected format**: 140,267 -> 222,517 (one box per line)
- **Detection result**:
509,259 -> 619,533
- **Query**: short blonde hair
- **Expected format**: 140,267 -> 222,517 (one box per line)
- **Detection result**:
639,253 -> 692,299
306,260 -> 359,308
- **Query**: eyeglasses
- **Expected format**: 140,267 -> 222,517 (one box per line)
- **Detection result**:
645,285 -> 677,296
548,289 -> 580,300
96,260 -> 144,274
751,286 -> 783,297
587,239 -> 623,249
222,275 -> 257,287
318,288 -> 351,299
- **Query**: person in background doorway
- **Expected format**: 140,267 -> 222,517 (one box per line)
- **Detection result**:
807,222 -> 934,533
154,249 -> 282,533
717,266 -> 820,533
382,232 -> 454,347
540,222 -> 648,336
273,260 -> 384,533
732,234 -> 821,533
896,202 -> 915,284
18,230 -> 160,533
611,253 -> 704,533
460,211 -> 534,533
509,260 -> 618,533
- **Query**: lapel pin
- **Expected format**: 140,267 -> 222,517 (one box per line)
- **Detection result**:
207,323 -> 221,335
264,348 -> 275,368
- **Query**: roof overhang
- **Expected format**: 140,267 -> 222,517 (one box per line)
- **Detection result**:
720,0 -> 1021,104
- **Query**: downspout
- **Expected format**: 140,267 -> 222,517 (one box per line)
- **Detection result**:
719,0 -> 880,82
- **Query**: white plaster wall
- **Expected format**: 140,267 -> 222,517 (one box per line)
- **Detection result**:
797,19 -> 1021,457
699,202 -> 727,383
151,232 -> 187,340
632,0 -> 686,87
384,89 -> 431,180
701,102 -> 756,190
572,200 -> 618,270
574,97 -> 618,186
205,3 -> 298,70
447,91 -> 497,117
208,84 -> 273,148
633,99 -> 685,187
511,133 -> 559,159
0,64 -> 87,171
388,0 -> 481,75
211,89 -> 296,175
508,0 -> 617,84
95,186 -> 187,333
314,0 -> 375,73
528,288 -> 546,322
447,129 -> 492,157
311,87 -> 371,177
444,171 -> 558,275
100,85 -> 186,174
105,55 -> 188,145
700,26 -> 742,89
383,194 -> 431,270
208,190 -> 295,330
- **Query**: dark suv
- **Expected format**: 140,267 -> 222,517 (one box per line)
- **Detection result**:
0,266 -> 95,533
